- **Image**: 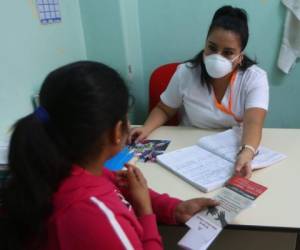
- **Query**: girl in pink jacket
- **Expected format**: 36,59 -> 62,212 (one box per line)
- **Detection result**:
0,61 -> 217,250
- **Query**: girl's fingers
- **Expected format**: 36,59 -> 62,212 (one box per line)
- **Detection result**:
126,165 -> 139,186
124,164 -> 148,187
132,168 -> 147,185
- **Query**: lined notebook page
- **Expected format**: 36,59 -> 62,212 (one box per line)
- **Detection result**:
251,147 -> 286,169
197,128 -> 286,169
157,146 -> 234,192
197,128 -> 241,163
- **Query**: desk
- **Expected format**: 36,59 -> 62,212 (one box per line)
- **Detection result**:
136,126 -> 300,231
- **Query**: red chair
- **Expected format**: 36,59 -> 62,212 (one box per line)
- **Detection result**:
149,62 -> 180,125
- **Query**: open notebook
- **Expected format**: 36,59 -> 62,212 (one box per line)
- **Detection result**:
157,128 -> 286,192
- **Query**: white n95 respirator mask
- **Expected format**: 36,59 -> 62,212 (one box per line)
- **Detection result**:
204,54 -> 239,79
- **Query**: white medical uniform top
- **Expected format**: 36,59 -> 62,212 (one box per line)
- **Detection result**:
160,63 -> 269,129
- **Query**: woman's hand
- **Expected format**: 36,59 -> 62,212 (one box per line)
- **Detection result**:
235,149 -> 253,178
116,164 -> 153,216
174,198 -> 219,224
128,126 -> 151,144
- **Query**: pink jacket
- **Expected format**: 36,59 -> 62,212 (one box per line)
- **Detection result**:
46,165 -> 181,250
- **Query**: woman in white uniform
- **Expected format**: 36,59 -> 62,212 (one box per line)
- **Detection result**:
130,6 -> 269,178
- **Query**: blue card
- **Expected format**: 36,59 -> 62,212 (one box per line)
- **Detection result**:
104,147 -> 134,171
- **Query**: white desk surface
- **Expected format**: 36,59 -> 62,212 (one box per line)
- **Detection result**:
136,126 -> 300,229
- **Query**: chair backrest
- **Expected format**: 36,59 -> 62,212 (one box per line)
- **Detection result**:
149,63 -> 180,125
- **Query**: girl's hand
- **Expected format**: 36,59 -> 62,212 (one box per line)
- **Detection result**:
128,127 -> 150,144
116,164 -> 152,216
235,149 -> 253,178
174,198 -> 219,224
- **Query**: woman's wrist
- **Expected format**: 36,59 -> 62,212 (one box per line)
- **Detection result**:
237,147 -> 254,161
237,144 -> 257,159
143,125 -> 153,134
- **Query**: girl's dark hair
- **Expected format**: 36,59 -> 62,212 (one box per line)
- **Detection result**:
188,6 -> 256,89
0,61 -> 130,249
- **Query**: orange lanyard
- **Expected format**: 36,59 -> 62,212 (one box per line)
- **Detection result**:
213,71 -> 242,123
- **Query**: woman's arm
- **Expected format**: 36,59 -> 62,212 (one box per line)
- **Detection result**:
235,108 -> 267,178
128,101 -> 177,143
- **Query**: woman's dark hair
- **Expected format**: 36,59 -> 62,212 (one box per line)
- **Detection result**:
0,61 -> 130,249
188,5 -> 256,89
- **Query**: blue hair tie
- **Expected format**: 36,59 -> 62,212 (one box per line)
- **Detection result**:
34,106 -> 50,123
